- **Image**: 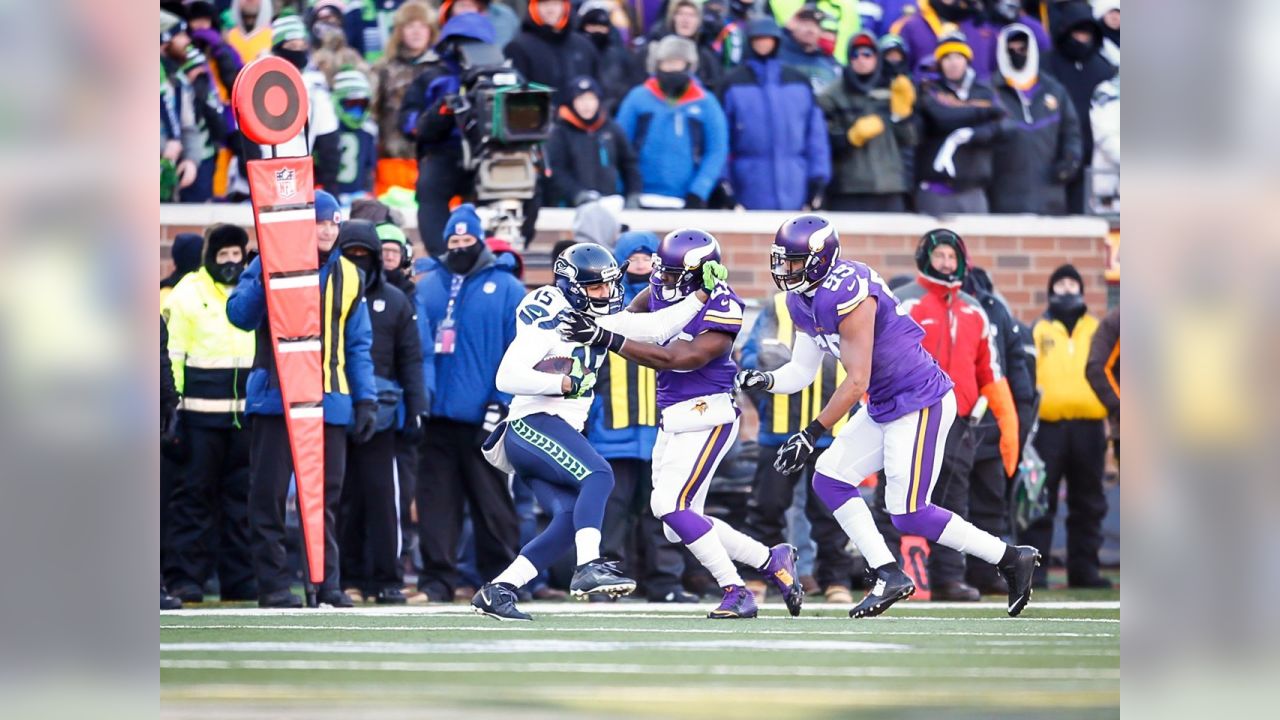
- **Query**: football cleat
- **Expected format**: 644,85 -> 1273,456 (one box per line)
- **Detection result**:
762,543 -> 804,617
569,558 -> 636,599
850,564 -> 916,618
472,582 -> 532,621
317,588 -> 355,608
708,584 -> 758,619
258,588 -> 303,609
997,545 -> 1042,617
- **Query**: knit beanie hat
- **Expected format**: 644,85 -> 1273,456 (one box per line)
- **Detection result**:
444,203 -> 484,242
315,190 -> 342,224
934,30 -> 973,62
648,35 -> 699,74
272,12 -> 308,47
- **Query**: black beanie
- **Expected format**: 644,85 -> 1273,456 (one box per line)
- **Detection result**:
204,224 -> 249,266
1047,263 -> 1084,294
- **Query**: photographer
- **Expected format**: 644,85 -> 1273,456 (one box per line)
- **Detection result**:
399,12 -> 500,257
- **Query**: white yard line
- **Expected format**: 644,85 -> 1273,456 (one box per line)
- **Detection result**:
162,600 -> 1119,618
161,623 -> 1115,637
160,638 -> 910,654
161,658 -> 1119,681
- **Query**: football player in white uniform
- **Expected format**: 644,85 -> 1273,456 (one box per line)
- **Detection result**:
471,243 -> 727,621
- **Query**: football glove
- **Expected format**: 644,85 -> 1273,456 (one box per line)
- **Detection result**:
734,369 -> 773,393
564,357 -> 598,399
774,420 -> 826,475
701,260 -> 728,292
559,310 -> 626,351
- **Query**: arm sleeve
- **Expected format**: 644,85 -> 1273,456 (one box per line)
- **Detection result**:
596,293 -> 706,342
495,323 -> 566,396
162,286 -> 191,394
768,331 -> 823,394
394,297 -> 428,418
544,128 -> 581,204
161,318 -> 179,414
226,256 -> 265,331
1085,311 -> 1120,414
920,90 -> 1000,133
1057,88 -> 1084,173
344,295 -> 378,403
414,284 -> 437,412
805,94 -> 832,184
688,99 -> 729,200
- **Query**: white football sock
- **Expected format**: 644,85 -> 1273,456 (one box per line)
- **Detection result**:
575,528 -> 602,566
492,555 -> 537,589
710,517 -> 770,569
833,496 -> 896,569
937,515 -> 1008,565
686,532 -> 744,587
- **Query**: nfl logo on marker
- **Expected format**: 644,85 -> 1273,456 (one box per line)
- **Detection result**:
275,168 -> 297,199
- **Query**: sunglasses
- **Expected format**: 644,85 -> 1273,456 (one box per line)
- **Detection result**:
851,47 -> 877,58
340,99 -> 369,111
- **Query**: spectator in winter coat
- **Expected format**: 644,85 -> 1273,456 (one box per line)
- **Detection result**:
331,68 -> 380,203
988,24 -> 1082,215
1043,0 -> 1116,213
343,0 -> 406,63
817,31 -> 917,212
1023,263 -> 1112,589
878,32 -> 911,79
777,6 -> 841,91
770,0 -> 862,65
1085,306 -> 1119,461
616,35 -> 729,208
639,0 -> 725,92
161,233 -> 204,307
161,16 -> 227,203
372,1 -> 439,197
1089,77 -> 1119,212
413,204 -> 524,603
914,31 -> 1008,214
577,0 -> 647,113
719,17 -> 830,210
183,2 -> 244,105
1094,0 -> 1119,67
545,76 -> 643,207
890,0 -> 1049,82
265,12 -> 342,192
505,0 -> 601,103
224,0 -> 275,63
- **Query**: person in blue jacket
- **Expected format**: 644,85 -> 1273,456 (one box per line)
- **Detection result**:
615,35 -> 728,209
226,189 -> 378,609
718,16 -> 831,210
585,231 -> 695,602
413,203 -> 524,602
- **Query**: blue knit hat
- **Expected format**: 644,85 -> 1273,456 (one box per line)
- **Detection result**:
315,190 -> 341,224
443,203 -> 483,242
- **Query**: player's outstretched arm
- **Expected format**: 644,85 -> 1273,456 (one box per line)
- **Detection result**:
616,331 -> 733,372
740,332 -> 823,395
625,287 -> 652,313
595,261 -> 727,343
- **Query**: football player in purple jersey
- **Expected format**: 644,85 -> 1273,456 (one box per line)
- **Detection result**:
562,229 -> 804,619
736,214 -> 1041,617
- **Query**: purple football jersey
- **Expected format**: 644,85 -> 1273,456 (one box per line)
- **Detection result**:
786,260 -> 953,423
649,286 -> 744,409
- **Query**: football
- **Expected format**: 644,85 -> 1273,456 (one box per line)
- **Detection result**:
532,354 -> 575,374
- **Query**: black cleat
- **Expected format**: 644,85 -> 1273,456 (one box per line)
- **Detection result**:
160,587 -> 182,610
168,582 -> 204,604
472,582 -> 532,621
258,588 -> 303,608
317,588 -> 354,608
850,564 -> 916,618
569,558 -> 636,599
375,586 -> 408,605
998,545 -> 1041,617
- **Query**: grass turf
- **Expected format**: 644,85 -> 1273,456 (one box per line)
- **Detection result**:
161,591 -> 1119,719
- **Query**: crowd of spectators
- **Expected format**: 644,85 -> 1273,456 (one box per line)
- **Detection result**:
161,0 -> 1121,226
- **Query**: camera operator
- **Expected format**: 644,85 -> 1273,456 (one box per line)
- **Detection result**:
399,12 -> 500,257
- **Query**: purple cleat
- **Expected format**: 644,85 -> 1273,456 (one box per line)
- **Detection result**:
762,543 -> 804,617
708,585 -> 758,619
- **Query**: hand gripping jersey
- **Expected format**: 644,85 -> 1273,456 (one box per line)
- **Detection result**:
785,260 -> 953,423
649,284 -> 744,410
499,285 -> 707,432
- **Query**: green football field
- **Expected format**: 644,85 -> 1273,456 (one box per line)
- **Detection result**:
161,589 -> 1119,719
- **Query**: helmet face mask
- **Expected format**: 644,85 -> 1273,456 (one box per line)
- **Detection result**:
770,215 -> 840,293
554,243 -> 627,316
652,228 -> 721,302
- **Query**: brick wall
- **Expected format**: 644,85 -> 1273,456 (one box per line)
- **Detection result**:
160,207 -> 1114,325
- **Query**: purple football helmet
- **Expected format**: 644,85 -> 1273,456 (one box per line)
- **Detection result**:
652,228 -> 721,301
771,214 -> 840,293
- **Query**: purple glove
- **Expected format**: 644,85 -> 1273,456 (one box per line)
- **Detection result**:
189,27 -> 223,50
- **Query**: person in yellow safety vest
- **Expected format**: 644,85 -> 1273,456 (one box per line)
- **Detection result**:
737,291 -> 860,604
1022,263 -> 1111,589
160,224 -> 258,603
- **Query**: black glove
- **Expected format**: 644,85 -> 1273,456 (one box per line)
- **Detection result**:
624,193 -> 641,209
718,182 -> 738,209
160,405 -> 188,462
734,369 -> 773,393
398,412 -> 425,445
683,193 -> 706,209
805,178 -> 826,210
558,310 -> 626,351
1050,158 -> 1078,184
774,420 -> 825,475
573,189 -> 602,206
352,400 -> 378,444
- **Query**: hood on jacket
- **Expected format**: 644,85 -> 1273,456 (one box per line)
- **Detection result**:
439,0 -> 491,24
169,232 -> 204,278
487,237 -> 525,279
231,0 -> 273,34
526,0 -> 571,32
572,201 -> 620,248
996,22 -> 1039,91
560,75 -> 606,130
613,230 -> 659,264
336,219 -> 385,290
437,11 -> 497,47
1052,1 -> 1102,54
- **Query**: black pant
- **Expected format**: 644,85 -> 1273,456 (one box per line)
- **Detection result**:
163,424 -> 256,598
395,436 -> 418,555
873,420 -> 976,585
248,415 -> 347,595
601,457 -> 687,598
416,419 -> 519,598
965,452 -> 1010,588
1021,419 -> 1108,583
745,446 -> 857,589
339,429 -> 402,592
416,153 -> 471,258
825,193 -> 907,213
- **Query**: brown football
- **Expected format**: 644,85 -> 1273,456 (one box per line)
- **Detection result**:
533,355 -> 575,374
